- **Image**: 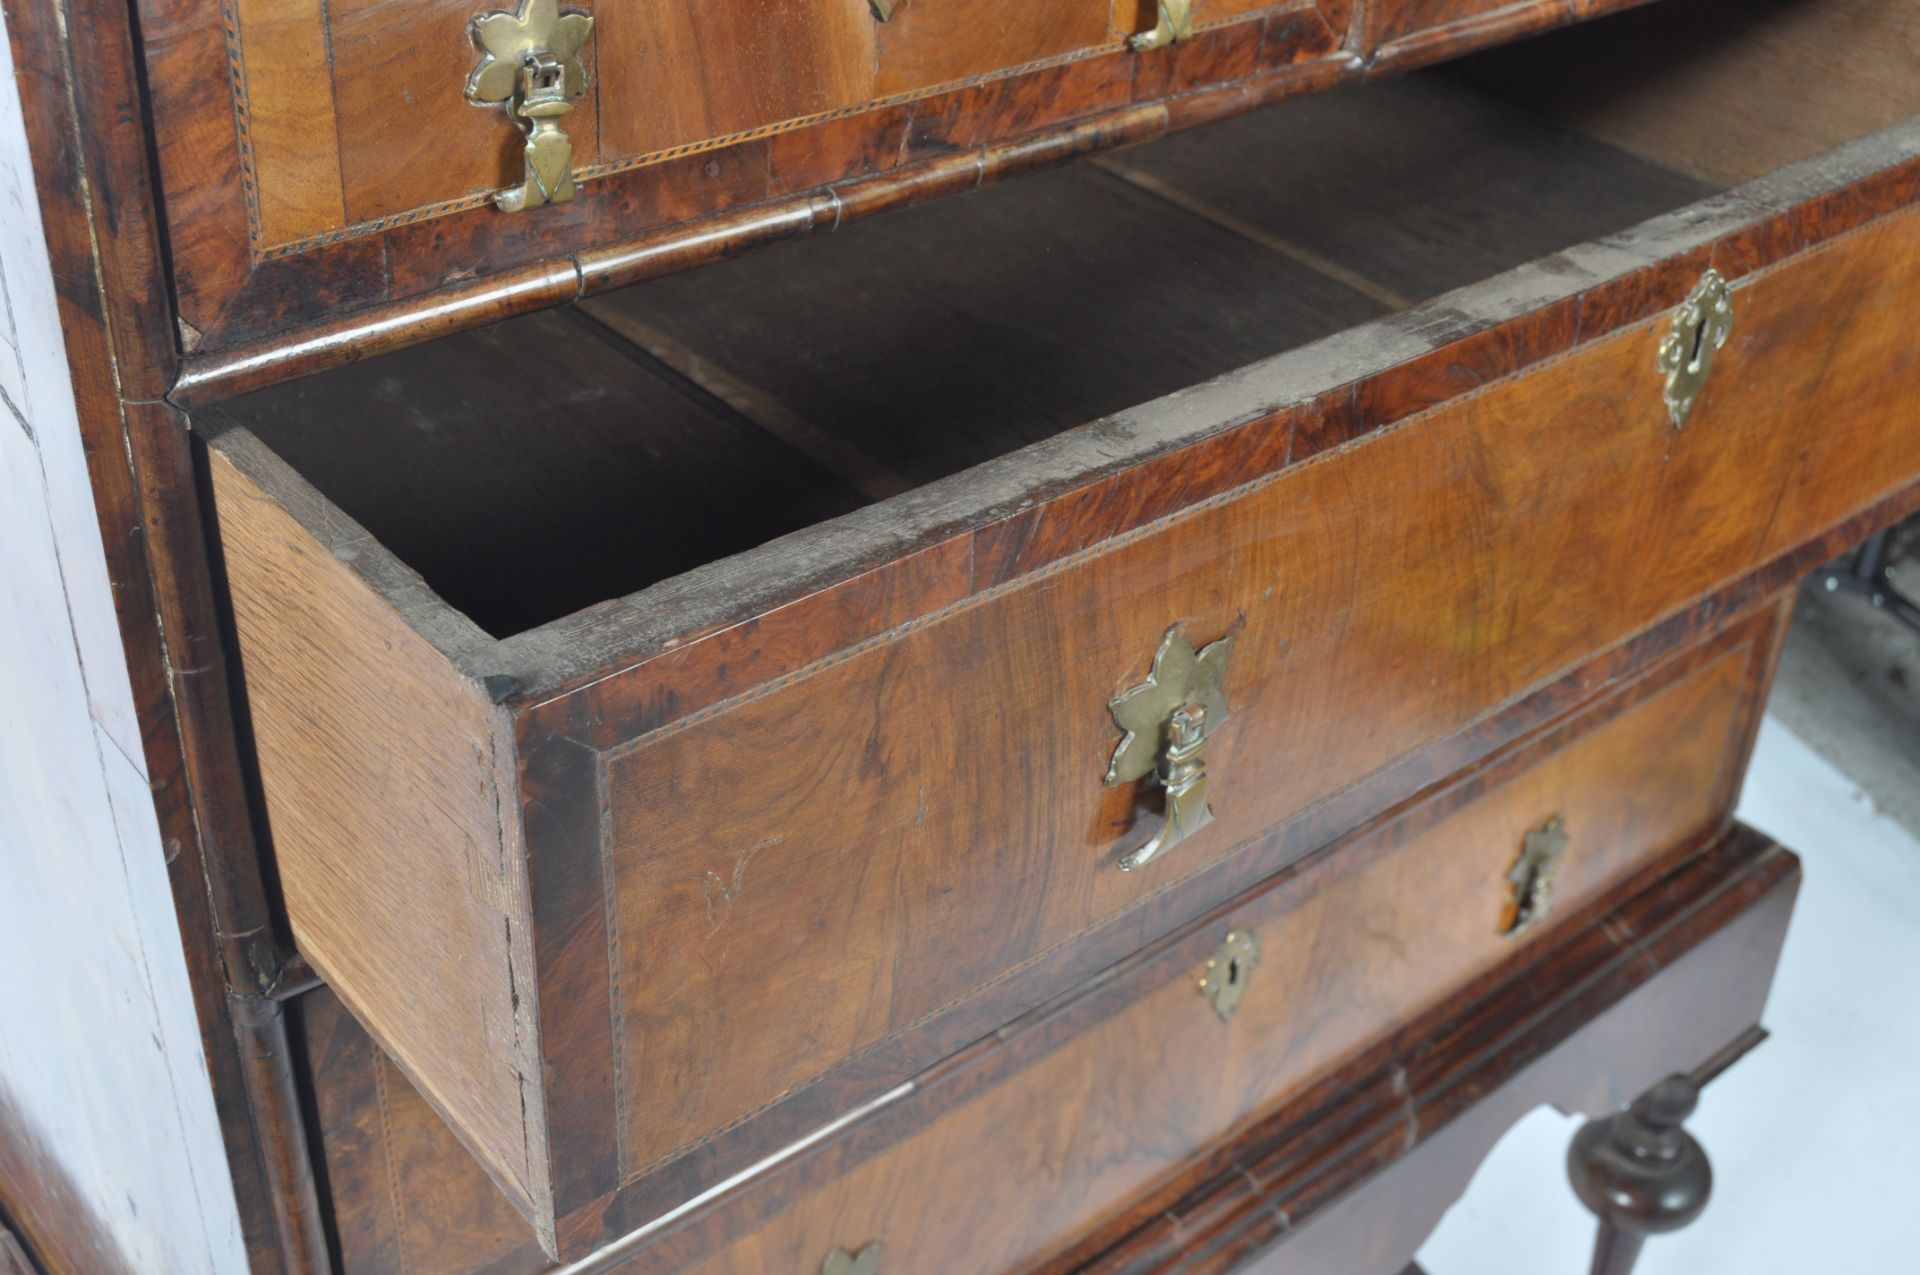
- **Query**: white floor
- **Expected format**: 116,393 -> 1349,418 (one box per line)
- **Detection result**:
1416,716 -> 1920,1274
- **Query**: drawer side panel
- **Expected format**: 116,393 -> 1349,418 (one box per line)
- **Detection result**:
205,443 -> 551,1236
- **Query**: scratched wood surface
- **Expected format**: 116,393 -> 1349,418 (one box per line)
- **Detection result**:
205,57 -> 1920,1252
135,0 -> 1666,354
292,626 -> 1781,1273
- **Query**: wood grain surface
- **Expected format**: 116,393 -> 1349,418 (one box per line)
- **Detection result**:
1073,825 -> 1798,1275
579,162 -> 1386,490
575,76 -> 1703,496
581,250 -> 1851,1176
293,693 -> 1791,1273
204,94 -> 1920,1253
618,631 -> 1758,1272
205,439 -> 555,1246
1094,76 -> 1712,303
298,992 -> 550,1275
216,309 -> 866,637
1460,0 -> 1920,187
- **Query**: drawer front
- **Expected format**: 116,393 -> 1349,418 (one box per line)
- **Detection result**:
632,623 -> 1764,1274
295,619 -> 1769,1275
137,0 -> 1660,354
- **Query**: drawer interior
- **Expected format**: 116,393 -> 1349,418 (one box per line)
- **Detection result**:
201,0 -> 1920,642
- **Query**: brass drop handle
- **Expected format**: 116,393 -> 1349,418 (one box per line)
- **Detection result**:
1127,704 -> 1215,870
821,1243 -> 881,1274
1106,626 -> 1234,872
1657,269 -> 1733,428
467,0 -> 594,213
1131,0 -> 1195,50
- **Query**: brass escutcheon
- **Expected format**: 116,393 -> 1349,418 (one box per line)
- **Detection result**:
1502,814 -> 1569,938
467,0 -> 594,212
1106,626 -> 1234,872
1657,270 -> 1734,428
1199,929 -> 1261,1022
821,1243 -> 882,1275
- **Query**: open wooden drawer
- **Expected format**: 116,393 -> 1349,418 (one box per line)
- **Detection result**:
202,0 -> 1920,1257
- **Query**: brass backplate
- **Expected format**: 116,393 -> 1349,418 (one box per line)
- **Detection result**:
1107,627 -> 1232,786
1502,814 -> 1569,938
467,0 -> 594,212
1198,929 -> 1261,1022
1657,270 -> 1733,428
1107,626 -> 1234,871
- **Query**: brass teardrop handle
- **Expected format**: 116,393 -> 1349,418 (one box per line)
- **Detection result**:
1106,626 -> 1234,872
1131,0 -> 1195,49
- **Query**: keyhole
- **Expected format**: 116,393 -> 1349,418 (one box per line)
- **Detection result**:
1687,317 -> 1709,371
1226,957 -> 1241,985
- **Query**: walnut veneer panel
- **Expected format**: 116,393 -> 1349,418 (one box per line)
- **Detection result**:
137,0 -> 1654,352
327,0 -> 603,227
1086,824 -> 1797,1275
229,0 -> 346,245
670,636 -> 1755,1275
300,992 -> 549,1275
596,0 -> 873,163
207,120 -> 1920,1256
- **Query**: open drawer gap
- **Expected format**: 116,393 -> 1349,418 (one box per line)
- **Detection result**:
205,68 -> 1728,640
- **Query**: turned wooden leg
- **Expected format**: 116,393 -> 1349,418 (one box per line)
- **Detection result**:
1566,1075 -> 1713,1275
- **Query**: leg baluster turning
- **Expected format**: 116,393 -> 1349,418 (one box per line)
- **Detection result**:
1566,1074 -> 1713,1275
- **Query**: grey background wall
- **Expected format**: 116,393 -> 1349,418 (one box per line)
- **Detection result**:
0,17 -> 245,1271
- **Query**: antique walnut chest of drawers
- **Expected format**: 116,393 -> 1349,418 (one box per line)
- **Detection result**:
4,0 -> 1919,1270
